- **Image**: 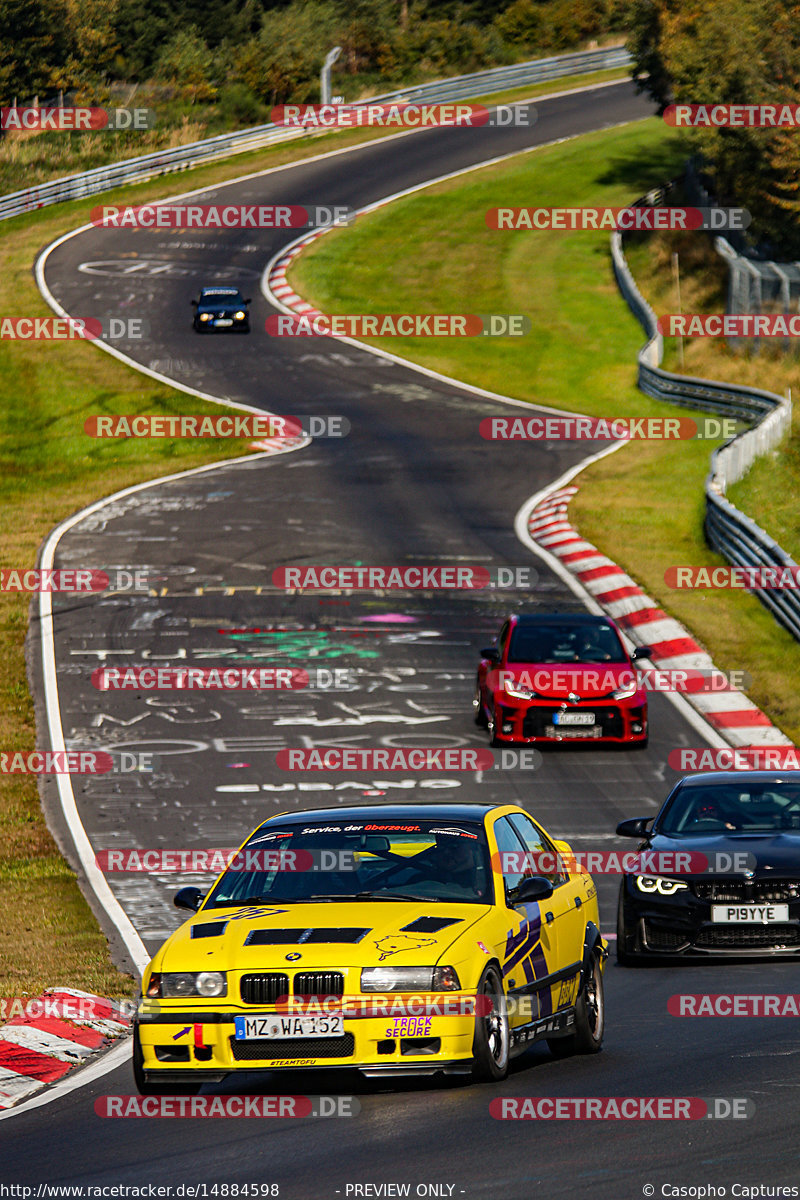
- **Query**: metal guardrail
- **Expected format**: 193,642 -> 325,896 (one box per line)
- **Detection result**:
0,45 -> 631,222
612,216 -> 799,641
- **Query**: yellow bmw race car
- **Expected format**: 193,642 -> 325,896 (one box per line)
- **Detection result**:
134,802 -> 607,1091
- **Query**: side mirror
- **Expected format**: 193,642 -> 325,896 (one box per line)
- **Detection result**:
514,876 -> 554,905
481,646 -> 500,664
616,817 -> 652,839
190,299 -> 198,306
244,297 -> 252,304
631,646 -> 652,661
174,886 -> 205,912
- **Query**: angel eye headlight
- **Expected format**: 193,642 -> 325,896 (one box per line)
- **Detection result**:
612,678 -> 639,700
234,310 -> 246,320
635,875 -> 688,895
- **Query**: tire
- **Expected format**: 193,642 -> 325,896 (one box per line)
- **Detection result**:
472,966 -> 509,1082
487,706 -> 502,747
546,955 -> 604,1058
132,1025 -> 200,1096
631,734 -> 649,750
473,680 -> 488,727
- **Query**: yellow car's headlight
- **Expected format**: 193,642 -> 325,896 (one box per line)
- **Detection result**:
147,971 -> 227,998
361,966 -> 460,992
635,876 -> 688,896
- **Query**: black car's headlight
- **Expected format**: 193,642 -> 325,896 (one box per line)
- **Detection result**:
361,966 -> 461,992
146,971 -> 227,998
635,876 -> 688,896
199,313 -> 212,322
233,310 -> 246,320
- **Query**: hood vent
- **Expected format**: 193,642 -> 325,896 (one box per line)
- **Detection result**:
402,917 -> 463,934
191,921 -> 228,939
245,927 -> 370,946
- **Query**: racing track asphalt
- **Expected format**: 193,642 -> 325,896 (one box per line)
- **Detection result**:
5,80 -> 798,1197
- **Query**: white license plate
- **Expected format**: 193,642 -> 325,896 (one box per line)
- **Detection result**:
711,905 -> 789,924
214,318 -> 233,326
553,712 -> 595,726
234,1013 -> 344,1039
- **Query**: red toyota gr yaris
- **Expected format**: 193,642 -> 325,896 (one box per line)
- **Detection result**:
474,613 -> 650,748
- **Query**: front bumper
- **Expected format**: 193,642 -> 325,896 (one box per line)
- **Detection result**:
621,880 -> 800,956
135,1004 -> 477,1078
492,698 -> 647,745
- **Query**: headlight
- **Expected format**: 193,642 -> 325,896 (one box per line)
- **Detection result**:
199,313 -> 212,321
612,678 -> 639,700
234,310 -> 246,320
635,875 -> 688,895
361,966 -> 461,992
503,681 -> 538,700
151,971 -> 227,998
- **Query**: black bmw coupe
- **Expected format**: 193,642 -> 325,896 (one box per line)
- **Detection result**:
616,770 -> 800,961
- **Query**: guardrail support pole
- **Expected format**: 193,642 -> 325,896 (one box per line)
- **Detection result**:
321,47 -> 342,106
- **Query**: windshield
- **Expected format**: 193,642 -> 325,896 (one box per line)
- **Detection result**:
508,622 -> 627,664
659,782 -> 800,835
200,290 -> 244,305
205,819 -> 491,907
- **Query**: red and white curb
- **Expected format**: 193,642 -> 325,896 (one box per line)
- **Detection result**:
0,988 -> 130,1109
528,485 -> 793,749
267,230 -> 329,321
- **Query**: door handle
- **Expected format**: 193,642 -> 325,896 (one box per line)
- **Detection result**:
575,896 -> 582,908
545,911 -> 554,923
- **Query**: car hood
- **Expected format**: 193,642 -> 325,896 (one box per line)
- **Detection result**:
160,901 -> 489,972
501,662 -> 636,700
646,831 -> 800,875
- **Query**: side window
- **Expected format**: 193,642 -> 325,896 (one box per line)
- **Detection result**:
508,813 -> 568,887
492,816 -> 532,905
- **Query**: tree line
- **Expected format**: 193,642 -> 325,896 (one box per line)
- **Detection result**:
0,0 -> 631,110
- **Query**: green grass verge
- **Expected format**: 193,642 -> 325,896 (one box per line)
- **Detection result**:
290,117 -> 800,745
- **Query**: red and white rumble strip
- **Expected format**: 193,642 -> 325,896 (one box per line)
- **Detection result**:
0,988 -> 130,1109
528,486 -> 793,751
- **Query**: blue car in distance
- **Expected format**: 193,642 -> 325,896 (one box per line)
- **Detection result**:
191,286 -> 251,333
